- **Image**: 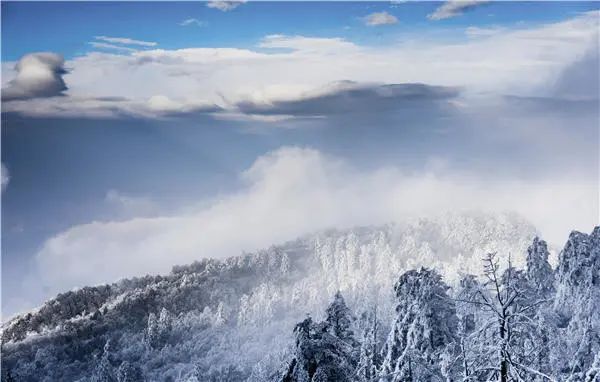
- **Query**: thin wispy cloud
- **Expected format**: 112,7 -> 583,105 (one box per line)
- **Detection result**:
428,0 -> 489,20
94,36 -> 157,47
89,42 -> 137,53
207,0 -> 245,12
179,18 -> 204,27
364,11 -> 398,26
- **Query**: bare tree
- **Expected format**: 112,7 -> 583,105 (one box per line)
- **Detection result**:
457,253 -> 554,382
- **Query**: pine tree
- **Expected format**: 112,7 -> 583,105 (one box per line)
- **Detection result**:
325,292 -> 357,347
380,268 -> 458,381
282,293 -> 358,382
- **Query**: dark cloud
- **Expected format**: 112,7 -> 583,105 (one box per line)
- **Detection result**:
2,53 -> 68,101
235,82 -> 460,117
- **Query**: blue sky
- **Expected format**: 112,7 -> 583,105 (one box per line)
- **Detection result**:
2,1 -> 598,60
1,1 -> 599,318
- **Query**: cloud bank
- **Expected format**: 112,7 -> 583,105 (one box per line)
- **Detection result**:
1,53 -> 67,101
30,147 -> 598,297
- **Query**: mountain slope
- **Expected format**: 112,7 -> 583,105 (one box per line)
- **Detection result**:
1,213 -> 539,381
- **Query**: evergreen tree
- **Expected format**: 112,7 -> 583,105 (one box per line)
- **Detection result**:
325,292 -> 357,347
282,293 -> 358,382
380,268 -> 458,381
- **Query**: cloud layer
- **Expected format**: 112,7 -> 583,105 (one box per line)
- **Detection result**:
30,146 -> 598,296
235,81 -> 459,117
2,53 -> 67,101
1,12 -> 598,118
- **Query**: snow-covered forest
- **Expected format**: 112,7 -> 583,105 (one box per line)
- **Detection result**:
1,214 -> 599,381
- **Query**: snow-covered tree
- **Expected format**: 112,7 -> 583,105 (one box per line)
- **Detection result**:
144,307 -> 172,349
355,307 -> 380,382
553,228 -> 600,381
452,274 -> 482,380
325,292 -> 357,347
380,267 -> 458,381
526,237 -> 554,296
282,293 -> 358,382
459,254 -> 553,381
91,340 -> 117,382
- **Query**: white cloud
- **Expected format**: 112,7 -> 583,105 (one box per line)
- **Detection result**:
94,36 -> 157,47
31,147 -> 598,296
1,53 -> 67,100
88,42 -> 137,53
1,163 -> 9,191
428,0 -> 489,20
363,11 -> 398,26
206,0 -> 245,12
179,18 -> 204,27
2,12 -> 598,117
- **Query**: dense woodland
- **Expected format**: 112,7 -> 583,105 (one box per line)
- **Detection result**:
1,214 -> 598,381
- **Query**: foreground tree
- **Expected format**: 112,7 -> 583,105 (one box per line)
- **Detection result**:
380,268 -> 458,381
459,253 -> 552,381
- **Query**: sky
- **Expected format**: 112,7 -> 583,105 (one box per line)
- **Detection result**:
1,1 -> 599,319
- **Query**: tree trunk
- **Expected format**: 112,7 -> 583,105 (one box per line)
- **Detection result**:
499,318 -> 508,382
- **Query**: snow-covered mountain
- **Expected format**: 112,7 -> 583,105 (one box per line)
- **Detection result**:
2,213 -> 597,381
